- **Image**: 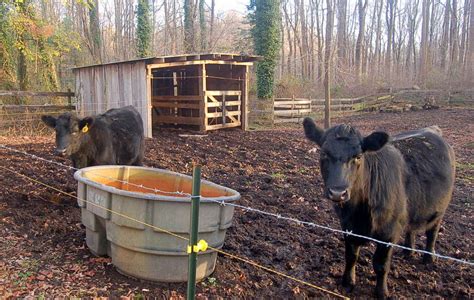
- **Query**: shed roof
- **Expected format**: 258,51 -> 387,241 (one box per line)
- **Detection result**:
72,53 -> 262,70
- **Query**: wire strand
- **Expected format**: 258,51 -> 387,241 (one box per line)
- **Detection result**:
0,144 -> 191,197
0,165 -> 348,299
1,144 -> 472,267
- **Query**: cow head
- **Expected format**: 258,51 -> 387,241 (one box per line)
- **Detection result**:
303,117 -> 389,204
41,113 -> 93,157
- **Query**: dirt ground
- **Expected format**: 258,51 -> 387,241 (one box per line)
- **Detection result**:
1,108 -> 473,298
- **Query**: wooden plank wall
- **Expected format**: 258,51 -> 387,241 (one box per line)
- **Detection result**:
74,61 -> 151,137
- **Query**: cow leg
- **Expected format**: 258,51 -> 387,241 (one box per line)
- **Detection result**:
403,231 -> 415,258
342,239 -> 360,292
423,219 -> 441,264
373,243 -> 393,299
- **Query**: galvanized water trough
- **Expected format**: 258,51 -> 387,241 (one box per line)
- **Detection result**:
74,166 -> 240,282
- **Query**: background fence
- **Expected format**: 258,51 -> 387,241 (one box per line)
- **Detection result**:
273,88 -> 474,124
0,90 -> 76,135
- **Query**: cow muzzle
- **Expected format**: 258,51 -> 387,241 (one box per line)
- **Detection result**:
327,188 -> 350,203
54,148 -> 67,156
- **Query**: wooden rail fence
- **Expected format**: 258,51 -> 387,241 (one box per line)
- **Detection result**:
273,96 -> 312,124
273,94 -> 394,124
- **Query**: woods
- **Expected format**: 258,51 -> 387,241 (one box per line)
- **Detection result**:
0,0 -> 473,99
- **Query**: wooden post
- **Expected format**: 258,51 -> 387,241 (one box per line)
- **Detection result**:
67,88 -> 72,106
199,64 -> 207,132
242,65 -> 249,130
146,66 -> 153,138
292,95 -> 295,117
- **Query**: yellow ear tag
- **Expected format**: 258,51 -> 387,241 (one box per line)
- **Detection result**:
82,124 -> 89,133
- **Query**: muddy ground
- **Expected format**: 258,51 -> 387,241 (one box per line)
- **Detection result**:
1,108 -> 473,298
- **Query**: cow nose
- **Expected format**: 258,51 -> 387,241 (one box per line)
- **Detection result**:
55,149 -> 66,156
328,188 -> 349,202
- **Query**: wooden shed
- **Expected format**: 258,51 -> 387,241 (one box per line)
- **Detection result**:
73,53 -> 260,138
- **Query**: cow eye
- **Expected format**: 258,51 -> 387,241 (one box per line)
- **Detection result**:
352,154 -> 362,163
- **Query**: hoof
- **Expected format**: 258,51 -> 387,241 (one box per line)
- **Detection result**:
375,288 -> 389,299
403,249 -> 414,259
341,277 -> 355,293
423,253 -> 436,264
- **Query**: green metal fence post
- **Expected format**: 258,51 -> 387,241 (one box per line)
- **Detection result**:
187,165 -> 202,300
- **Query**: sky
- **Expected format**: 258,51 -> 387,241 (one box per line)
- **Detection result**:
214,0 -> 247,14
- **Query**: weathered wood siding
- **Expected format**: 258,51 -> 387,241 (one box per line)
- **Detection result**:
74,61 -> 151,137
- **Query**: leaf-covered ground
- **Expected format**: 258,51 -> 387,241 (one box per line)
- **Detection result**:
1,108 -> 473,298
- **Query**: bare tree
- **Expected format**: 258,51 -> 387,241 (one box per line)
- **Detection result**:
449,0 -> 459,73
324,0 -> 334,129
385,0 -> 396,83
355,0 -> 368,82
419,0 -> 431,85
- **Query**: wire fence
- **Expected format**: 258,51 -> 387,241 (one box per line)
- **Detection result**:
0,163 -> 347,299
0,144 -> 190,197
1,144 -> 472,267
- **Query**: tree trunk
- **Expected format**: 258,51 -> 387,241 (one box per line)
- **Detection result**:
324,0 -> 334,129
458,0 -> 470,66
440,0 -> 451,70
450,0 -> 459,74
184,0 -> 195,52
468,0 -> 474,77
114,0 -> 124,59
89,0 -> 102,63
336,0 -> 347,67
374,0 -> 383,79
355,0 -> 367,83
199,0 -> 207,51
315,0 -> 323,81
210,0 -> 215,49
419,0 -> 430,86
385,0 -> 396,83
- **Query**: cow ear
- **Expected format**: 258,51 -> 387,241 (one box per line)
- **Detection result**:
303,117 -> 325,146
41,115 -> 56,128
78,117 -> 94,132
362,132 -> 389,152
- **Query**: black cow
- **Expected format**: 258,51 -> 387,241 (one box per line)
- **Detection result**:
303,118 -> 455,298
42,106 -> 145,169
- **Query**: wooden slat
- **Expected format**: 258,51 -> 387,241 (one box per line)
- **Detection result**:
207,111 -> 241,118
228,114 -> 239,123
274,100 -> 311,106
0,90 -> 75,97
152,95 -> 202,101
207,100 -> 241,107
274,117 -> 305,124
153,102 -> 201,109
146,66 -> 153,138
207,94 -> 219,103
242,65 -> 249,131
205,90 -> 241,96
200,64 -> 207,131
155,115 -> 202,125
206,122 -> 241,131
147,60 -> 253,70
274,109 -> 312,116
0,105 -> 75,110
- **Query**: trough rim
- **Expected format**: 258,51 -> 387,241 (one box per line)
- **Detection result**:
74,165 -> 241,203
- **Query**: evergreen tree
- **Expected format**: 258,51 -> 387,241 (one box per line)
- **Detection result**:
89,0 -> 102,62
136,0 -> 152,58
184,0 -> 195,52
249,0 -> 280,99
